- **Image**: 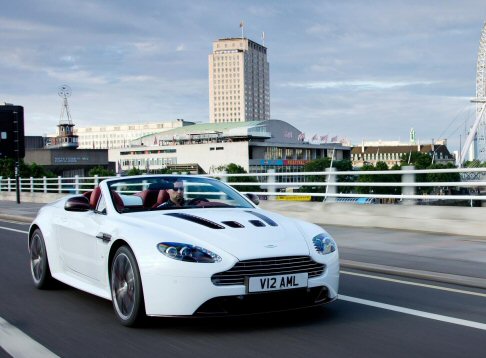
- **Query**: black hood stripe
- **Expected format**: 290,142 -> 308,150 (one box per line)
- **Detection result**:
245,211 -> 278,227
165,213 -> 225,229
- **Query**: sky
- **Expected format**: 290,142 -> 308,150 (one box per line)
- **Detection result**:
1,0 -> 486,152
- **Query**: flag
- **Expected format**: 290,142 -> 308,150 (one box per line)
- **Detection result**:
331,136 -> 338,142
298,132 -> 305,141
312,134 -> 318,141
320,135 -> 328,143
240,21 -> 244,28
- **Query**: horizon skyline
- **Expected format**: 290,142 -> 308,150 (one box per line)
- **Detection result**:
2,1 -> 486,152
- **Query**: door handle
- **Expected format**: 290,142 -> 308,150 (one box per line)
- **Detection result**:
96,233 -> 112,242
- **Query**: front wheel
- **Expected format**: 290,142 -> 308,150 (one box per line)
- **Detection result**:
29,229 -> 53,289
110,246 -> 145,326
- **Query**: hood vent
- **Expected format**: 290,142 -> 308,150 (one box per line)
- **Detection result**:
249,220 -> 266,227
222,221 -> 245,228
246,211 -> 278,227
165,213 -> 225,229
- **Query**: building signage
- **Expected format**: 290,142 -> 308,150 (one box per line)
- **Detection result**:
259,159 -> 309,166
54,156 -> 90,164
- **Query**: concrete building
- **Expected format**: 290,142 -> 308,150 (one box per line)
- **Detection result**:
24,148 -> 110,177
351,140 -> 454,168
109,120 -> 350,177
209,38 -> 270,123
72,119 -> 194,149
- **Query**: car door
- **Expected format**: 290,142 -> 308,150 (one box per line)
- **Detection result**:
57,194 -> 108,283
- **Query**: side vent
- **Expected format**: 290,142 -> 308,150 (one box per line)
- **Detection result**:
165,213 -> 225,229
249,220 -> 266,227
246,211 -> 278,227
222,221 -> 245,228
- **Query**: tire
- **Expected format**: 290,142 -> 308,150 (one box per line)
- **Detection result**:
29,229 -> 53,289
110,246 -> 145,327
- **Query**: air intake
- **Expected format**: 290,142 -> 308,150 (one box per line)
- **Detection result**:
165,213 -> 225,229
246,211 -> 278,226
222,221 -> 245,228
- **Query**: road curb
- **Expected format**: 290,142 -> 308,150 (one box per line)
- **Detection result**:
341,259 -> 486,290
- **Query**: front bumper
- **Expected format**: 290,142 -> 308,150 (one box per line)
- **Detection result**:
141,254 -> 339,316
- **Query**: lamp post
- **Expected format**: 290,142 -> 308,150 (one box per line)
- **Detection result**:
13,111 -> 20,204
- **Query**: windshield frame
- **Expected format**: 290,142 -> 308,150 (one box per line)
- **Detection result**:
105,175 -> 255,214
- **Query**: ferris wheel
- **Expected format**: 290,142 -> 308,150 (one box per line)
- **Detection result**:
460,22 -> 486,164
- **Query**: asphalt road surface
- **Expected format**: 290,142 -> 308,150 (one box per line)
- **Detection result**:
0,220 -> 485,358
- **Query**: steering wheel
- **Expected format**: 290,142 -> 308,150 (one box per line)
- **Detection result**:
187,197 -> 209,206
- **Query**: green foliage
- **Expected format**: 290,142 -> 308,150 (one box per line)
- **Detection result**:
426,163 -> 461,189
0,158 -> 54,179
356,161 -> 400,195
464,160 -> 486,168
88,166 -> 116,177
302,159 -> 355,194
220,163 -> 259,192
400,152 -> 432,169
126,167 -> 144,176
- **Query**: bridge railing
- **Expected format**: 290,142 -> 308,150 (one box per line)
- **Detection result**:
1,167 -> 486,203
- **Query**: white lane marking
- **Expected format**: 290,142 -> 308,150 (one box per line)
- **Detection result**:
0,219 -> 30,225
339,295 -> 486,331
0,316 -> 60,358
0,226 -> 28,234
341,270 -> 486,298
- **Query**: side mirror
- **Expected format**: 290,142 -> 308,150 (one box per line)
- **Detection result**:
245,193 -> 260,206
65,196 -> 90,212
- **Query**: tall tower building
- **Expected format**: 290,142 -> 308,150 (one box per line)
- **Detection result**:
209,37 -> 270,123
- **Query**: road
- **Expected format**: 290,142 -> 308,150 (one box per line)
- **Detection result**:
0,219 -> 485,358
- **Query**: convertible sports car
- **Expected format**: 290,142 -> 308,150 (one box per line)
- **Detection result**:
29,175 -> 339,326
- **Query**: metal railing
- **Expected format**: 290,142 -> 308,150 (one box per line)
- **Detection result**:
1,167 -> 486,204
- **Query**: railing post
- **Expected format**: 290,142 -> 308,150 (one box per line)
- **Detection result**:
58,176 -> 62,193
75,175 -> 80,194
30,177 -> 34,192
7,178 -> 11,192
43,177 -> 47,193
401,165 -> 416,205
94,175 -> 99,187
220,172 -> 227,183
324,167 -> 337,203
266,169 -> 276,200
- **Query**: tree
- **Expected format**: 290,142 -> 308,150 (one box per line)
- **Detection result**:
88,166 -> 115,177
220,163 -> 258,192
302,158 -> 354,194
126,167 -> 143,176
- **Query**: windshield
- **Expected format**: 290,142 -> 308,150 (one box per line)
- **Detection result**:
106,175 -> 254,213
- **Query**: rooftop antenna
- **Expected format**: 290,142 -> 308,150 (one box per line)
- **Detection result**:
240,20 -> 244,39
262,31 -> 265,46
58,84 -> 73,125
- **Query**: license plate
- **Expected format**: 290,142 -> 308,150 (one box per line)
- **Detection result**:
248,272 -> 308,293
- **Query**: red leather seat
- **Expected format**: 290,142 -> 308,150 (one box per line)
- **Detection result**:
89,187 -> 102,210
134,189 -> 160,208
111,191 -> 125,213
152,190 -> 169,208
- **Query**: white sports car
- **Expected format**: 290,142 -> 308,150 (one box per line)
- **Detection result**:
28,175 -> 339,326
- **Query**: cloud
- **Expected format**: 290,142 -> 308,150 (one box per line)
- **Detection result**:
282,80 -> 437,91
176,44 -> 185,52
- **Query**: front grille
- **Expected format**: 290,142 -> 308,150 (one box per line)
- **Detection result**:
211,256 -> 325,286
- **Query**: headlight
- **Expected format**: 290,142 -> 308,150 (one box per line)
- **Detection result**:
312,233 -> 336,255
157,242 -> 222,263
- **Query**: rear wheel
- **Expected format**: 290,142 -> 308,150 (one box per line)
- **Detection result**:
110,246 -> 145,326
29,229 -> 53,289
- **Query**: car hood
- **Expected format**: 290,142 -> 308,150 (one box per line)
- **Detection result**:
123,208 -> 311,261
